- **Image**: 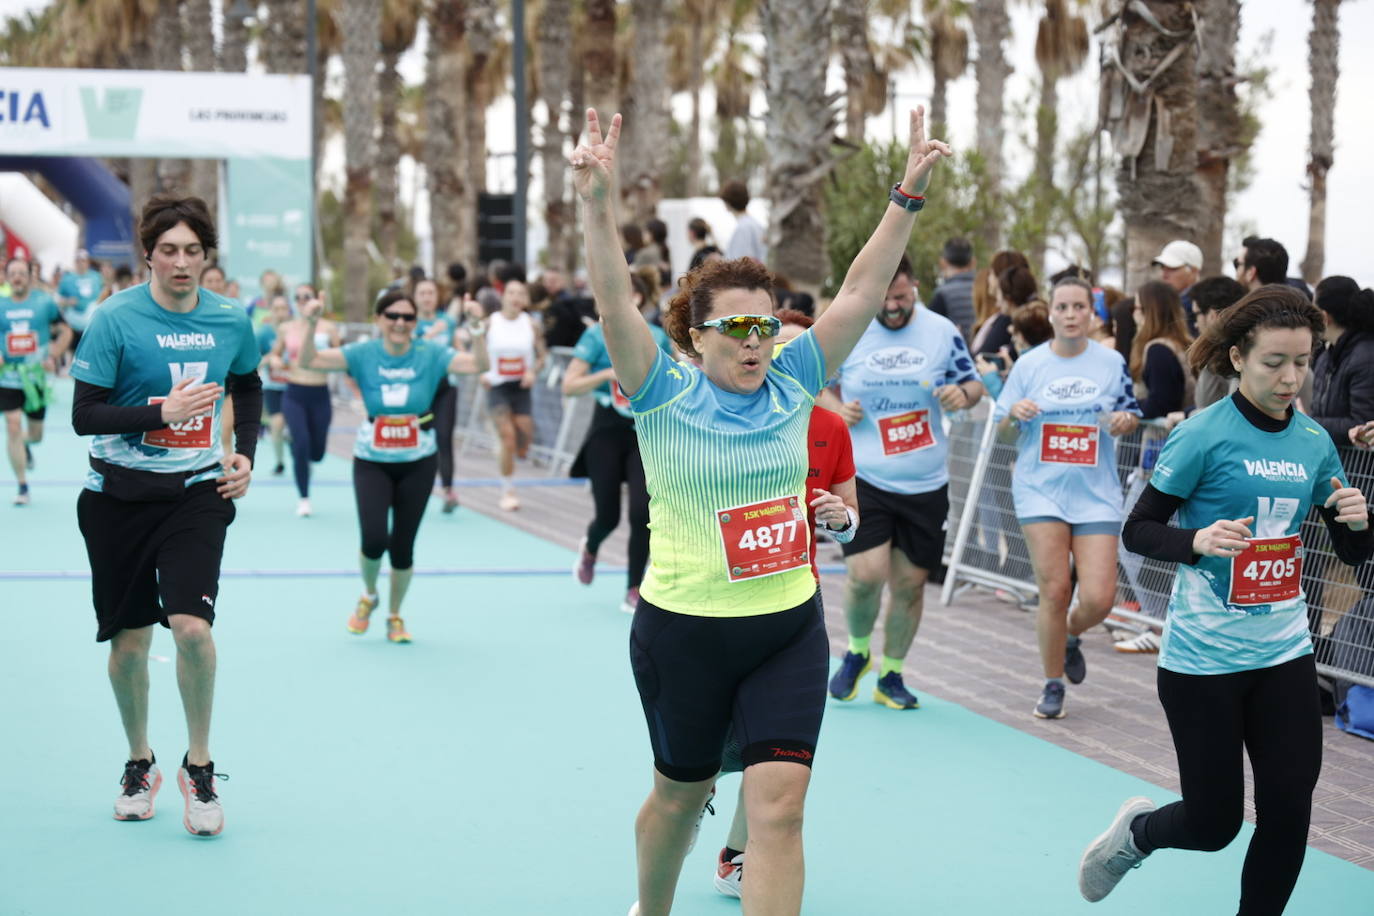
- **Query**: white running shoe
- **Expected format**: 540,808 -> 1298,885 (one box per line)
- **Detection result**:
1079,796 -> 1155,901
177,755 -> 227,837
626,904 -> 639,916
296,498 -> 312,517
499,489 -> 520,511
714,848 -> 744,898
1114,630 -> 1161,653
686,785 -> 716,854
113,756 -> 162,821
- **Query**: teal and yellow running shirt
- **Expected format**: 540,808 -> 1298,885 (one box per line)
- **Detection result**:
629,330 -> 827,617
71,284 -> 259,491
342,338 -> 457,463
1152,397 -> 1347,675
0,291 -> 62,387
572,321 -> 673,417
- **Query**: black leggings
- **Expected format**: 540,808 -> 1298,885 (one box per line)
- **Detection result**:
1143,654 -> 1322,916
582,407 -> 650,589
431,383 -> 458,489
353,455 -> 438,569
283,383 -> 332,498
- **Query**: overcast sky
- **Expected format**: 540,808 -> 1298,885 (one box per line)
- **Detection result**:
1,0 -> 1368,284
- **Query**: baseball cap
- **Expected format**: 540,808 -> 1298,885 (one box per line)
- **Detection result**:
1152,240 -> 1202,270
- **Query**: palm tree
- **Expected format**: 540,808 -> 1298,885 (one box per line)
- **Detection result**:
924,0 -> 969,136
670,0 -> 729,199
582,0 -> 618,120
221,1 -> 249,71
1194,0 -> 1242,276
1029,0 -> 1089,275
425,0 -> 469,278
711,5 -> 764,191
1301,0 -> 1340,284
264,0 -> 309,74
971,0 -> 1011,252
463,0 -> 502,268
761,0 -> 834,289
184,0 -> 218,215
336,0 -> 381,320
151,0 -> 191,195
378,0 -> 420,269
536,0 -> 573,270
620,0 -> 671,220
836,0 -> 917,144
1100,0 -> 1200,291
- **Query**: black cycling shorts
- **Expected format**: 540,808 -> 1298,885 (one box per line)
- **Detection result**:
77,480 -> 236,642
841,478 -> 949,571
629,591 -> 829,783
0,386 -> 45,420
486,380 -> 532,416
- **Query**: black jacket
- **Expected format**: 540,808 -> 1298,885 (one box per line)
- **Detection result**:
1311,329 -> 1374,445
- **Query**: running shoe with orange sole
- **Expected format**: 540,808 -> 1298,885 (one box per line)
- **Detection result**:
348,594 -> 379,634
114,756 -> 162,821
387,616 -> 412,643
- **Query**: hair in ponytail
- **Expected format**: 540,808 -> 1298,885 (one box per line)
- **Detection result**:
1315,276 -> 1374,334
1187,284 -> 1324,379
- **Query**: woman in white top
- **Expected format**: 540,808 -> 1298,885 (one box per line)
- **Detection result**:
483,280 -> 546,510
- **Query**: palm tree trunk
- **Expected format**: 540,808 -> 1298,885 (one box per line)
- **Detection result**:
972,0 -> 1011,253
126,32 -> 158,231
537,0 -> 572,271
426,1 -> 470,278
834,1 -> 869,142
377,50 -> 402,270
337,0 -> 380,321
1105,1 -> 1201,291
220,6 -> 248,72
1302,0 -> 1340,284
152,0 -> 191,195
930,69 -> 949,137
761,0 -> 833,289
464,0 -> 499,268
583,0 -> 618,119
1030,72 -> 1057,277
621,0 -> 670,221
183,0 -> 218,215
685,16 -> 705,198
1194,0 -> 1241,276
264,0 -> 309,74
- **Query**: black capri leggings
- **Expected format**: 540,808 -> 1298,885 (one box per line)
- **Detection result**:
431,382 -> 458,489
1141,654 -> 1322,916
283,383 -> 332,498
629,591 -> 829,783
353,454 -> 438,570
582,406 -> 650,589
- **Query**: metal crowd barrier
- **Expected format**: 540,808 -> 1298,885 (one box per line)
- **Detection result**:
941,407 -> 1374,691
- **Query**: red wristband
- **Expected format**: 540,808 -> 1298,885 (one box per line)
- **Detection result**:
894,185 -> 924,201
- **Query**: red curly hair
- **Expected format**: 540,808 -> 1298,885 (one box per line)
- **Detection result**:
664,257 -> 777,358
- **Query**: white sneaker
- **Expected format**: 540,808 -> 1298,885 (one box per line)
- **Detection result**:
296,498 -> 312,517
686,785 -> 716,854
626,905 -> 639,916
177,755 -> 226,837
714,848 -> 744,898
113,756 -> 162,821
1078,796 -> 1155,901
499,489 -> 520,511
1114,630 -> 1161,653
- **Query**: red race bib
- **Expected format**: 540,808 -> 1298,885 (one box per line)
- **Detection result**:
716,496 -> 811,583
611,381 -> 631,411
1229,535 -> 1303,606
5,331 -> 37,357
373,414 -> 420,449
876,409 -> 935,457
1039,423 -> 1099,466
142,397 -> 214,449
497,356 -> 526,378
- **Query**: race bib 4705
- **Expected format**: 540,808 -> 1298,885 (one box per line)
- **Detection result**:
1039,423 -> 1098,466
716,496 -> 810,583
1229,534 -> 1303,607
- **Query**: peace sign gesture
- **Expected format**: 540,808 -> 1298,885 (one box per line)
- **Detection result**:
900,106 -> 952,197
570,108 -> 622,204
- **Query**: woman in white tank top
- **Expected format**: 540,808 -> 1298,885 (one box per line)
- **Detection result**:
482,280 -> 546,509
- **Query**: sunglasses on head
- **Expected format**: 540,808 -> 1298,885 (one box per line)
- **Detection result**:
694,314 -> 782,339
1233,258 -> 1246,271
382,310 -> 417,323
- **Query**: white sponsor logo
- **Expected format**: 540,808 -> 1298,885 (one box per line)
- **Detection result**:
377,367 -> 417,380
865,346 -> 927,375
380,382 -> 410,407
169,361 -> 210,386
1243,459 -> 1309,483
5,308 -> 34,320
156,332 -> 217,350
1041,377 -> 1100,404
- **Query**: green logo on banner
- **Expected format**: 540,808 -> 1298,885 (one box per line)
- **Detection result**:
79,87 -> 142,140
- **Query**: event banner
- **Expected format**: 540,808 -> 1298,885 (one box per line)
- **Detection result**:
222,157 -> 313,297
0,67 -> 309,159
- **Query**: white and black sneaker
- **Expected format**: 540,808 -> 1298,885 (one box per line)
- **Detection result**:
177,754 -> 227,837
113,755 -> 161,821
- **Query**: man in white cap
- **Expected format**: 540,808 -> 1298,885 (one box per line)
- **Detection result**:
1151,240 -> 1202,331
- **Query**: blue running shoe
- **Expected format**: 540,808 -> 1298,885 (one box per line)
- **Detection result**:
1034,680 -> 1067,719
873,671 -> 920,709
828,651 -> 871,701
1065,635 -> 1087,684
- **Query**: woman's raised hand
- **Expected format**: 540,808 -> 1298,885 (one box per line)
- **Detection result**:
570,109 -> 622,204
901,106 -> 952,197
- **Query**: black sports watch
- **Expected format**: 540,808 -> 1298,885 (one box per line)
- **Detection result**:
889,183 -> 925,212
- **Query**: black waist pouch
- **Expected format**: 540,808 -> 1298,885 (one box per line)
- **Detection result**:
90,456 -> 220,502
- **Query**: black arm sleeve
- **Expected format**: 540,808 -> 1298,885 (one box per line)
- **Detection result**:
225,371 -> 263,467
71,380 -> 166,436
1121,482 -> 1200,565
1318,503 -> 1374,567
1136,344 -> 1185,419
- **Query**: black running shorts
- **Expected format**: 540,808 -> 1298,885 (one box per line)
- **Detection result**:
77,480 -> 236,642
840,478 -> 949,571
0,386 -> 45,420
629,592 -> 829,783
486,380 -> 532,416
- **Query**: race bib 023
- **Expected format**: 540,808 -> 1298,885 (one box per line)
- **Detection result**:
142,397 -> 214,449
